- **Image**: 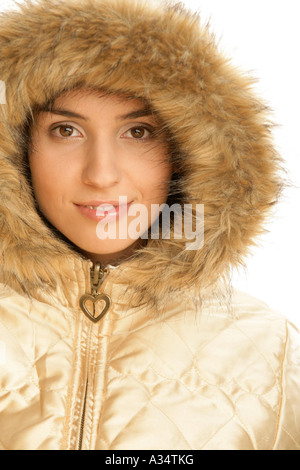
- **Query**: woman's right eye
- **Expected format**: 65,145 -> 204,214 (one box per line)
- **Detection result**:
50,124 -> 82,138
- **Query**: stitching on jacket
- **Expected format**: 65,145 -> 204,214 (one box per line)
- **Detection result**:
108,343 -> 200,393
0,332 -> 73,393
199,414 -> 236,449
233,402 -> 258,450
93,315 -> 115,449
87,342 -> 98,449
280,424 -> 300,448
154,317 -> 277,400
107,355 -> 247,448
149,398 -> 194,449
33,335 -> 73,391
109,402 -> 149,446
110,319 -> 233,386
108,323 -> 278,398
163,313 -> 235,357
109,395 -> 194,450
108,361 -> 244,410
0,388 -> 34,404
272,320 -> 289,449
232,319 -> 279,382
195,387 -> 257,449
230,376 -> 277,405
0,313 -> 32,368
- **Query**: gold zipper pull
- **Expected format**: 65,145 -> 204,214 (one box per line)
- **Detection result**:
90,262 -> 107,294
79,262 -> 112,323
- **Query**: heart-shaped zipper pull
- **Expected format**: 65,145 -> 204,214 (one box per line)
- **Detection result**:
79,262 -> 112,323
79,293 -> 111,323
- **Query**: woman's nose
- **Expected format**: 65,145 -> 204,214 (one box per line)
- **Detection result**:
81,139 -> 121,188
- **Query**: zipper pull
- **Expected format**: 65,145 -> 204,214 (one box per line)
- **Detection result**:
79,262 -> 112,323
90,262 -> 108,295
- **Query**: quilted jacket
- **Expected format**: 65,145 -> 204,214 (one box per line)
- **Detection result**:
0,0 -> 300,450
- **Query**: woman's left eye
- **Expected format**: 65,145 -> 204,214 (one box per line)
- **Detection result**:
51,124 -> 82,138
123,126 -> 152,140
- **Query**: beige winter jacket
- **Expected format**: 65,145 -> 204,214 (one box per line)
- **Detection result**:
0,0 -> 299,450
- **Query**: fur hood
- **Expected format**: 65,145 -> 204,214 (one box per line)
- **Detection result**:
0,0 -> 283,309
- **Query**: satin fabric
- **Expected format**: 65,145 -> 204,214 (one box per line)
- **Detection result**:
0,257 -> 299,450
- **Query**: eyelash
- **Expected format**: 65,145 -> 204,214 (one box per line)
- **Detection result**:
49,123 -> 155,141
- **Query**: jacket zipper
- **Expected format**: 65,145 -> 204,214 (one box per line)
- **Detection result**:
77,262 -> 111,450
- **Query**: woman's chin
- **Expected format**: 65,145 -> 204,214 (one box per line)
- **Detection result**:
74,237 -> 146,263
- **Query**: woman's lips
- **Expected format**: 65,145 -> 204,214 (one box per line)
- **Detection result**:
75,202 -> 132,222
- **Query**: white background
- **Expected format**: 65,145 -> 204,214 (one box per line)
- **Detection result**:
1,0 -> 299,327
181,0 -> 300,328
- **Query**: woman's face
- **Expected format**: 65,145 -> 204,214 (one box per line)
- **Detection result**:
29,89 -> 172,265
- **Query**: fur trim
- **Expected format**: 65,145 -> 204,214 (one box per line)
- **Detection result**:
0,0 -> 284,309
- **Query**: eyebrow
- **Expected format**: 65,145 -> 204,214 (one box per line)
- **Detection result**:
45,107 -> 153,121
47,108 -> 89,121
119,108 -> 153,120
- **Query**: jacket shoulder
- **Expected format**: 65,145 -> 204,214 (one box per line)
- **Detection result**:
231,288 -> 289,320
230,289 -> 297,336
229,289 -> 297,364
231,289 -> 300,449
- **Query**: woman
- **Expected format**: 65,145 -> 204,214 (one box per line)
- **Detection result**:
0,0 -> 299,450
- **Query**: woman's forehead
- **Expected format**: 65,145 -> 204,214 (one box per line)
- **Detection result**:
53,88 -> 149,111
30,88 -> 161,129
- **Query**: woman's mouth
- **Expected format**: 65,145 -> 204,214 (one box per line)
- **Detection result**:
75,201 -> 132,223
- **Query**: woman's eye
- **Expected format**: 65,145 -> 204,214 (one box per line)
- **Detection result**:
51,124 -> 81,138
124,126 -> 152,140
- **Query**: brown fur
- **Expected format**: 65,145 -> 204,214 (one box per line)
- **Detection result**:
0,0 -> 284,311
